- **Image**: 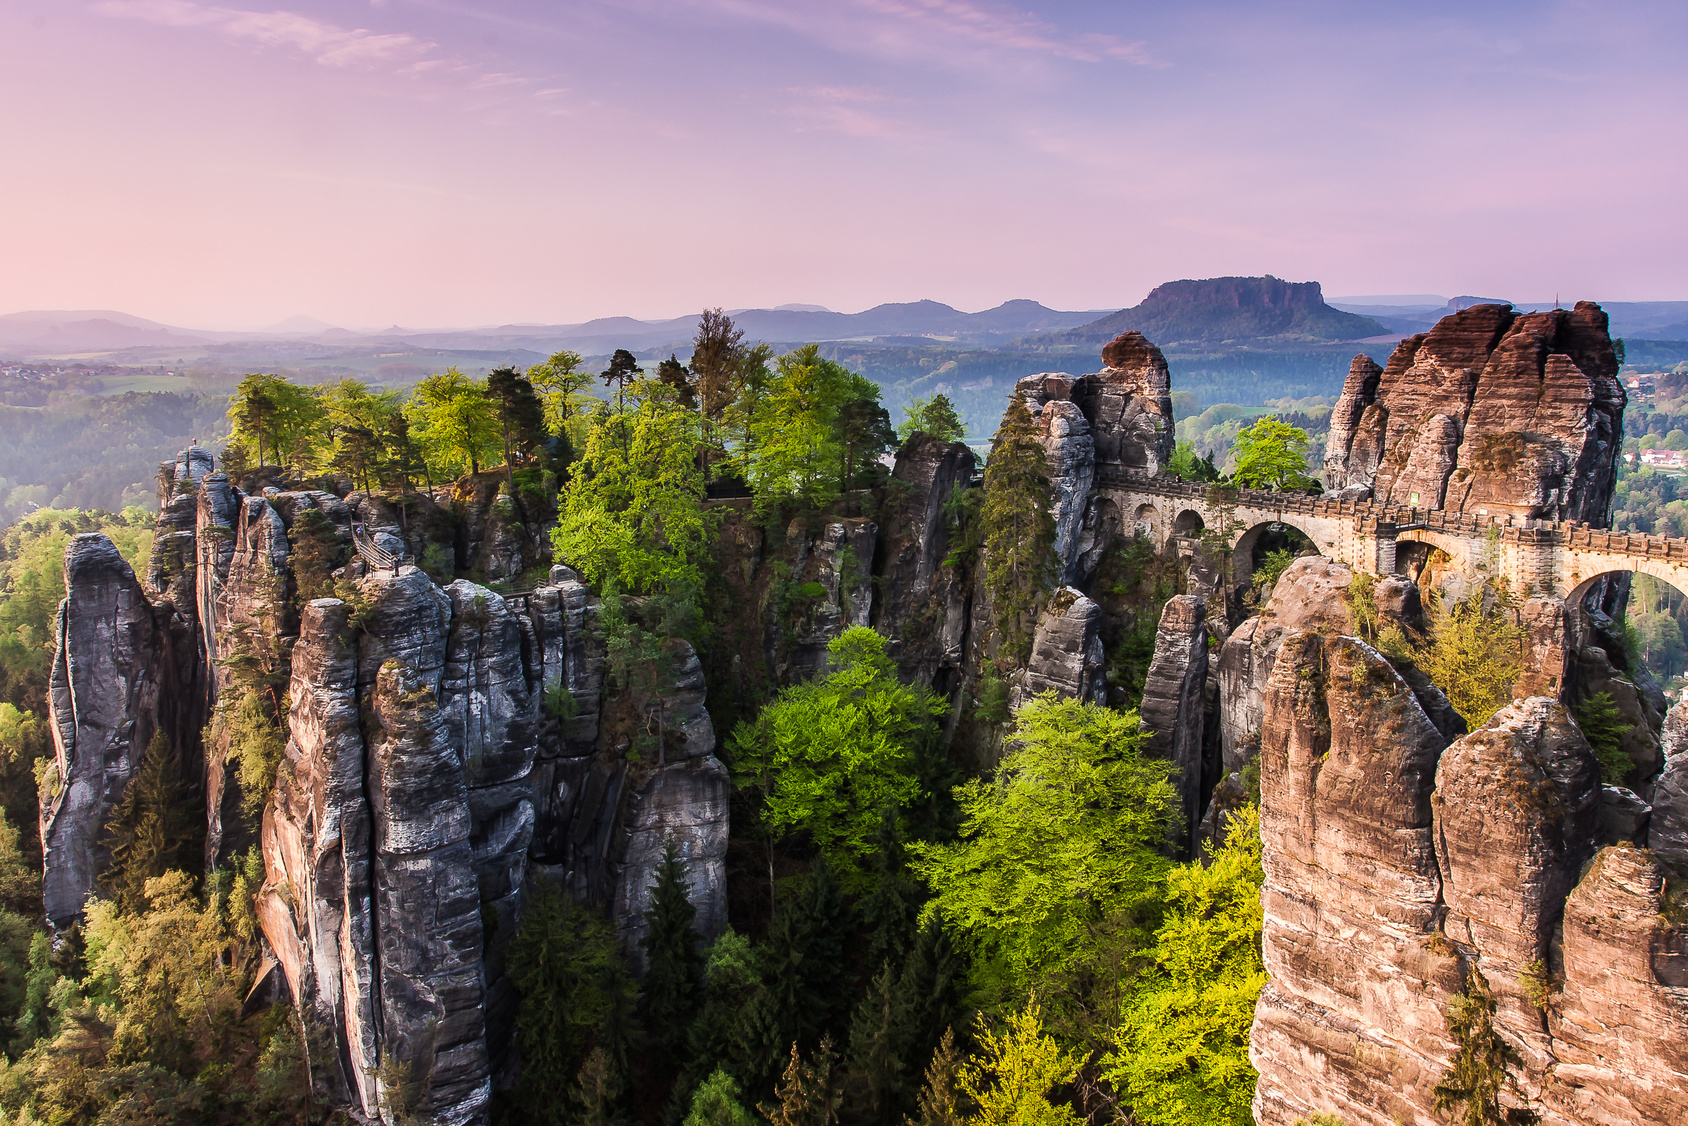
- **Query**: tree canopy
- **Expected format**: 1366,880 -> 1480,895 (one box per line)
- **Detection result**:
1230,418 -> 1314,491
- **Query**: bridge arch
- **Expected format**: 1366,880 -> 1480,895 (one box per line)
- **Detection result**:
1131,502 -> 1160,541
1565,561 -> 1688,607
1231,518 -> 1318,584
1172,508 -> 1205,537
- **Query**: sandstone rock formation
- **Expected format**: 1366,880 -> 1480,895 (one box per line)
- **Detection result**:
1324,302 -> 1625,521
1008,587 -> 1105,711
1252,659 -> 1688,1126
1137,595 -> 1209,851
40,535 -> 164,930
874,434 -> 975,685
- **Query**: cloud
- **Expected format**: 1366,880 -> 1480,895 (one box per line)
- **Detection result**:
784,85 -> 930,139
681,0 -> 1158,69
92,1 -> 435,68
857,0 -> 1158,65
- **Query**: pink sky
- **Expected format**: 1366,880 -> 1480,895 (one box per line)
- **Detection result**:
1,0 -> 1683,329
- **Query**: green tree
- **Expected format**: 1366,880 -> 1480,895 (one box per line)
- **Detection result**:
912,695 -> 1175,997
685,1068 -> 757,1126
503,881 -> 638,1126
858,808 -> 920,972
1231,418 -> 1314,491
898,395 -> 966,445
958,1001 -> 1079,1126
319,377 -> 402,490
100,732 -> 196,916
1572,692 -> 1635,785
736,864 -> 853,1090
553,383 -> 714,603
743,345 -> 879,511
844,963 -> 909,1126
405,369 -> 502,479
641,837 -> 704,1064
980,394 -> 1058,661
658,355 -> 699,411
1432,968 -> 1540,1125
729,628 -> 946,892
228,373 -> 325,471
1390,592 -> 1524,729
487,366 -> 549,490
527,349 -> 595,440
1166,440 -> 1219,483
838,397 -> 897,493
1103,805 -> 1266,1126
601,349 -> 643,414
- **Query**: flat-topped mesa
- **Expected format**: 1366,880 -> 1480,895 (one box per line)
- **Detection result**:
1324,301 -> 1625,522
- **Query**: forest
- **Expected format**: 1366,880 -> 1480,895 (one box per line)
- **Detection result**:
0,309 -> 1585,1126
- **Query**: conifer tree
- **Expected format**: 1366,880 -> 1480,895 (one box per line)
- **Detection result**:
843,963 -> 909,1126
908,1029 -> 967,1126
893,916 -> 963,1079
488,366 -> 548,489
761,1038 -> 842,1126
602,349 -> 643,413
692,309 -> 746,424
683,1068 -> 757,1126
980,393 -> 1057,660
658,355 -> 699,410
100,730 -> 194,915
898,394 -> 966,445
641,836 -> 704,1063
858,809 -> 918,972
573,1046 -> 627,1126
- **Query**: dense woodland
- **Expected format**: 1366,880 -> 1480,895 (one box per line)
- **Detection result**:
0,311 -> 1663,1126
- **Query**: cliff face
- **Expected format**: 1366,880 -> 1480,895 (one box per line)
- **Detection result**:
1324,302 -> 1625,522
1051,276 -> 1387,346
40,536 -> 165,930
1251,629 -> 1688,1126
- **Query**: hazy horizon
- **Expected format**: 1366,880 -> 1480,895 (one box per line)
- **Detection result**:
3,1 -> 1684,328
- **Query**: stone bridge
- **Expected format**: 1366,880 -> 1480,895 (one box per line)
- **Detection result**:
1091,465 -> 1688,601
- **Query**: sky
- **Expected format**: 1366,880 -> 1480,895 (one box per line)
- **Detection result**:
1,0 -> 1684,329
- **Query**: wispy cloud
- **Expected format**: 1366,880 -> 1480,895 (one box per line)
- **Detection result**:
680,0 -> 1158,69
92,1 -> 435,68
784,85 -> 931,140
856,0 -> 1157,65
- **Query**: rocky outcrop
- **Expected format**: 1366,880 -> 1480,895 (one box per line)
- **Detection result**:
1015,374 -> 1093,578
40,535 -> 164,930
1009,587 -> 1105,710
874,435 -> 975,685
1138,595 -> 1210,851
1010,333 -> 1175,580
1650,695 -> 1688,873
1250,630 -> 1456,1126
1325,302 -> 1625,521
1254,673 -> 1688,1126
612,756 -> 730,974
785,519 -> 878,680
1079,331 -> 1176,476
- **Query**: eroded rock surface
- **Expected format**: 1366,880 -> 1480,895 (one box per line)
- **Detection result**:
41,535 -> 163,930
1325,302 -> 1625,521
1009,587 -> 1105,710
1138,595 -> 1210,851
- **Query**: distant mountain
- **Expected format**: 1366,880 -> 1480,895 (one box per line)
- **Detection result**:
1026,277 -> 1388,350
0,310 -> 209,353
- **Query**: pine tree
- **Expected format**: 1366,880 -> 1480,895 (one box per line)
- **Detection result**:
100,730 -> 194,915
1433,969 -> 1540,1126
980,393 -> 1057,660
658,355 -> 700,411
574,1046 -> 627,1126
602,349 -> 643,412
908,1029 -> 967,1126
858,809 -> 918,972
843,963 -> 909,1126
642,837 -> 704,1063
893,916 -> 963,1080
488,366 -> 548,489
683,1068 -> 757,1126
800,859 -> 853,1039
761,1038 -> 842,1126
